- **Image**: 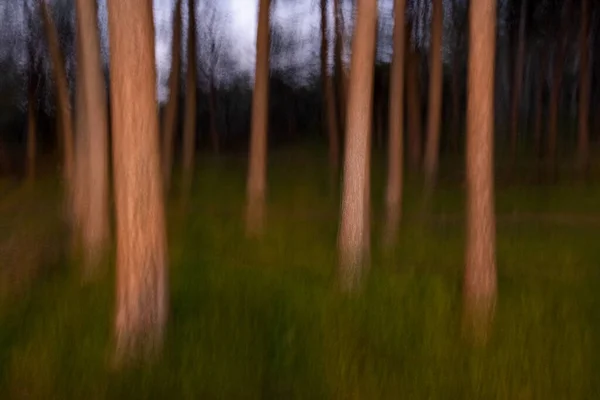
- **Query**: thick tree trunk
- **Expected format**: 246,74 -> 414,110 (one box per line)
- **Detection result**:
27,69 -> 37,183
338,0 -> 377,291
423,0 -> 443,192
509,0 -> 527,161
41,1 -> 74,186
245,0 -> 271,236
463,0 -> 497,345
107,0 -> 169,361
209,83 -> 220,154
383,0 -> 406,247
322,0 -> 340,178
75,0 -> 110,275
577,0 -> 590,174
406,43 -> 422,172
182,0 -> 197,198
162,0 -> 182,192
547,0 -> 572,178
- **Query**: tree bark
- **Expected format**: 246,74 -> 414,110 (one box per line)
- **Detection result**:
577,0 -> 590,174
423,0 -> 443,193
162,0 -> 182,192
383,0 -> 406,247
27,66 -> 37,183
406,42 -> 422,172
75,0 -> 110,275
547,0 -> 573,178
322,0 -> 340,179
463,0 -> 497,345
107,0 -> 169,362
509,0 -> 527,161
245,0 -> 271,236
41,0 -> 74,186
338,0 -> 377,291
182,0 -> 197,199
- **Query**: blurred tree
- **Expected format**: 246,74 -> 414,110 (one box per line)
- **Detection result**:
423,0 -> 443,194
383,0 -> 406,247
463,0 -> 497,345
338,0 -> 377,290
321,0 -> 340,180
245,0 -> 271,236
577,0 -> 590,174
162,0 -> 182,192
405,22 -> 422,173
107,0 -> 168,361
182,0 -> 198,200
509,0 -> 528,162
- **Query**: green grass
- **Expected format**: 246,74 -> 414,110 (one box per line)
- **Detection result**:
1,144 -> 599,399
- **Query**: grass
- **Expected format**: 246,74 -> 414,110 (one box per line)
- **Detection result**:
1,142 -> 599,399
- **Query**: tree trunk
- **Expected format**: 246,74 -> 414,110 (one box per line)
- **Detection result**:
423,0 -> 443,193
547,0 -> 573,178
463,0 -> 497,345
451,53 -> 461,153
107,0 -> 168,362
334,0 -> 347,133
41,1 -> 74,186
27,67 -> 37,183
75,0 -> 110,275
533,49 -> 547,162
322,0 -> 340,179
209,82 -> 220,154
162,0 -> 182,192
338,0 -> 377,291
509,0 -> 527,161
383,0 -> 406,247
406,43 -> 422,172
245,0 -> 271,236
577,0 -> 590,174
182,0 -> 197,199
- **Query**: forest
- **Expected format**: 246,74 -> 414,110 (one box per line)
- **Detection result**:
0,0 -> 599,398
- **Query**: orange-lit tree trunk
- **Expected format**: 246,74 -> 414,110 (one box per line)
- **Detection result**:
338,0 -> 377,291
27,63 -> 37,183
41,0 -> 74,187
383,0 -> 406,246
322,0 -> 340,178
406,42 -> 422,172
547,0 -> 572,178
75,0 -> 110,274
577,0 -> 590,174
107,0 -> 169,361
509,0 -> 527,161
162,0 -> 182,191
423,0 -> 443,193
182,0 -> 197,198
463,0 -> 497,344
245,0 -> 271,236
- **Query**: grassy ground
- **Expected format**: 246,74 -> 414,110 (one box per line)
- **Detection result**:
1,143 -> 599,399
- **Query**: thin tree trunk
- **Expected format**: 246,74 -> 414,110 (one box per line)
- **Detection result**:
547,0 -> 572,178
209,82 -> 220,154
162,0 -> 182,192
451,53 -> 461,153
245,0 -> 271,236
75,0 -> 110,275
533,48 -> 548,162
406,42 -> 422,172
423,0 -> 443,193
509,0 -> 527,161
463,0 -> 497,345
27,68 -> 37,183
182,0 -> 197,199
383,0 -> 406,247
338,0 -> 377,291
577,0 -> 590,174
334,0 -> 347,132
41,0 -> 74,187
107,0 -> 168,362
322,0 -> 340,179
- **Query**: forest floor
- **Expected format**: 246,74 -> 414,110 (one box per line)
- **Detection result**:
1,142 -> 599,399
